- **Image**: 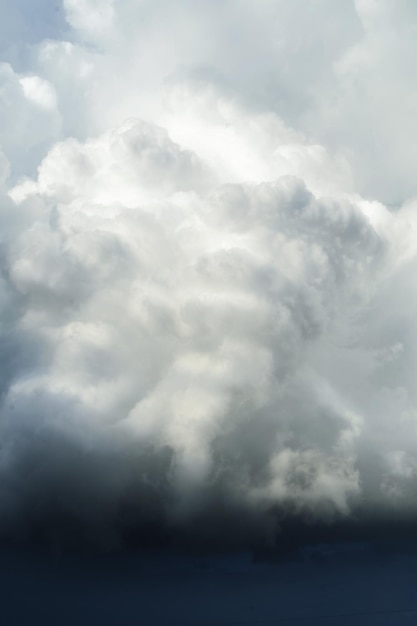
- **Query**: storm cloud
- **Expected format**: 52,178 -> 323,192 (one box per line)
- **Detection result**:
0,0 -> 417,553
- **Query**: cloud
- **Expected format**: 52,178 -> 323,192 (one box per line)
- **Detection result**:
0,63 -> 61,180
0,0 -> 417,552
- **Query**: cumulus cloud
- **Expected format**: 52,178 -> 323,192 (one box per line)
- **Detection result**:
0,0 -> 417,551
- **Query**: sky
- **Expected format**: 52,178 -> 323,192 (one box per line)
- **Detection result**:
3,0 -> 417,596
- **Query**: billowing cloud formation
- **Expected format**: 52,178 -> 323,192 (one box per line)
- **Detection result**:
1,0 -> 417,551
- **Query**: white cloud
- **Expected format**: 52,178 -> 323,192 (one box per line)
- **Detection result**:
63,0 -> 115,41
